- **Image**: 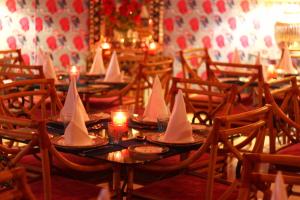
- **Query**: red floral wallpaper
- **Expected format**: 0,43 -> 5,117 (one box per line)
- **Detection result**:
163,0 -> 284,75
1,0 -> 89,70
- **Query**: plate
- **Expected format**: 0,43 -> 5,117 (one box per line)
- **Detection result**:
51,135 -> 108,149
130,116 -> 157,126
48,113 -> 110,126
128,144 -> 169,155
147,133 -> 205,147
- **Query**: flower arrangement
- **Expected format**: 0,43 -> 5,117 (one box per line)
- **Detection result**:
102,0 -> 148,34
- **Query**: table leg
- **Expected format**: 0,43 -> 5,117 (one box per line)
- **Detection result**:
113,164 -> 122,200
126,166 -> 134,200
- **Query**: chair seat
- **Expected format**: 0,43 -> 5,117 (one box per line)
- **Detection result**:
278,143 -> 300,156
30,175 -> 102,200
133,174 -> 237,200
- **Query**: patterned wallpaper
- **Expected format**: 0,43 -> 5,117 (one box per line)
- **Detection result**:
0,0 -> 293,74
163,0 -> 288,75
0,0 -> 89,71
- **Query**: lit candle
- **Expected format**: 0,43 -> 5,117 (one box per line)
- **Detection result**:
70,65 -> 78,75
101,42 -> 111,50
112,111 -> 128,125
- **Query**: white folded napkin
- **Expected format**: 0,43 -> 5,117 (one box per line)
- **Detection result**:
64,95 -> 92,146
43,52 -> 58,83
232,48 -> 241,64
60,76 -> 89,122
97,188 -> 110,200
271,171 -> 288,200
161,90 -> 194,143
143,76 -> 170,122
277,46 -> 298,74
104,51 -> 123,82
89,47 -> 106,75
35,48 -> 44,66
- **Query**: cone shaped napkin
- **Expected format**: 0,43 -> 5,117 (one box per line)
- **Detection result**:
89,47 -> 106,75
277,46 -> 298,74
43,52 -> 58,83
161,90 -> 194,143
104,51 -> 123,82
97,188 -> 110,200
271,171 -> 288,200
232,48 -> 241,64
60,76 -> 89,122
143,76 -> 170,122
64,95 -> 92,146
35,48 -> 44,66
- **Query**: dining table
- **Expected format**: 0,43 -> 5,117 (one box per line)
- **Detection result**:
47,115 -> 209,199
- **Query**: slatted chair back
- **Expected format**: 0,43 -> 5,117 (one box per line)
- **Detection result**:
0,63 -> 44,82
179,47 -> 210,80
0,49 -> 24,65
207,61 -> 264,107
0,79 -> 63,120
135,105 -> 272,200
238,153 -> 300,200
169,77 -> 237,125
135,56 -> 173,110
0,167 -> 36,200
264,77 -> 300,153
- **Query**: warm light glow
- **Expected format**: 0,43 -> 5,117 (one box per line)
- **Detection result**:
101,42 -> 111,49
112,111 -> 128,125
149,41 -> 157,50
70,65 -> 78,75
267,65 -> 278,79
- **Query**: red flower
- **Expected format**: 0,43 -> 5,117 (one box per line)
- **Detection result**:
177,0 -> 188,14
73,35 -> 84,51
264,36 -> 273,48
46,0 -> 57,14
216,35 -> 225,48
189,18 -> 199,32
59,17 -> 70,32
176,35 -> 187,50
240,35 -> 249,48
46,36 -> 57,50
228,17 -> 236,30
7,36 -> 17,49
35,17 -> 43,32
240,0 -> 250,13
60,54 -> 70,68
202,36 -> 211,49
19,17 -> 29,32
73,0 -> 84,14
164,18 -> 174,32
202,0 -> 212,14
216,0 -> 226,13
6,0 -> 16,13
22,54 -> 30,65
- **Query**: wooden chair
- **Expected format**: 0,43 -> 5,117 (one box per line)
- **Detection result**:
133,105 -> 272,200
0,63 -> 44,82
0,167 -> 36,200
169,77 -> 238,125
179,47 -> 210,80
0,49 -> 24,65
0,79 -> 63,120
207,61 -> 264,108
0,115 -> 110,200
134,56 -> 173,110
238,153 -> 300,200
264,77 -> 300,154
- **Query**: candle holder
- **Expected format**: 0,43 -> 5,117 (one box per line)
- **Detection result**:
111,109 -> 129,126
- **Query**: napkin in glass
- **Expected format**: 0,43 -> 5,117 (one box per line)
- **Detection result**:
43,52 -> 58,83
271,171 -> 288,200
64,95 -> 92,146
89,47 -> 106,75
60,76 -> 89,122
104,51 -> 123,82
277,45 -> 298,74
143,76 -> 169,122
161,90 -> 194,143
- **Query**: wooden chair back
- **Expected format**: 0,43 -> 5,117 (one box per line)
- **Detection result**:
0,49 -> 24,65
138,105 -> 272,200
179,47 -> 210,80
0,63 -> 44,81
0,167 -> 36,200
238,153 -> 300,200
0,79 -> 63,120
207,61 -> 264,107
169,77 -> 237,125
135,56 -> 173,110
264,77 -> 300,153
